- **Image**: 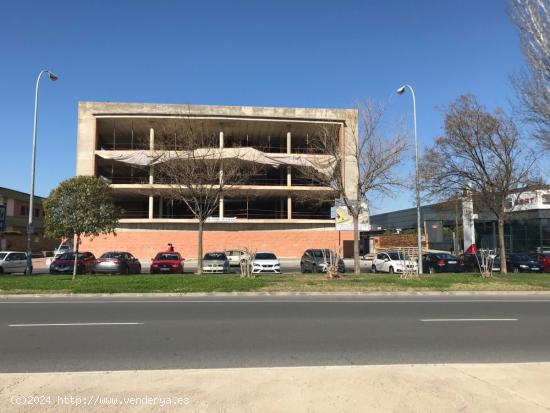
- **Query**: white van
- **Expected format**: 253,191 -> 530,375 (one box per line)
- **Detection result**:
0,251 -> 28,274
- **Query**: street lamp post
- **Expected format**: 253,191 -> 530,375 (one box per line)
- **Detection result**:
26,69 -> 58,275
397,84 -> 423,274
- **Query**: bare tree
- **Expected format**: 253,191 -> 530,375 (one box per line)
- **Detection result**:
510,0 -> 550,148
421,95 -> 536,275
302,100 -> 408,275
154,120 -> 257,275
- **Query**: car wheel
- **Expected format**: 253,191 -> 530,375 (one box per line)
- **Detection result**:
389,266 -> 394,274
428,266 -> 435,274
371,265 -> 377,273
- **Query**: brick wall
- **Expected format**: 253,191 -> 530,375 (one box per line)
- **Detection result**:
0,233 -> 58,255
373,234 -> 429,250
79,229 -> 354,260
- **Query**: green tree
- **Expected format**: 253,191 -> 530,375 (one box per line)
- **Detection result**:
43,176 -> 118,279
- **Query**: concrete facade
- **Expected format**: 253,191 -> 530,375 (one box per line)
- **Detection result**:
76,102 -> 358,258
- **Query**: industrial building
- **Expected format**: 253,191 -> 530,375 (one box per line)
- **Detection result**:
76,102 -> 358,259
370,189 -> 550,254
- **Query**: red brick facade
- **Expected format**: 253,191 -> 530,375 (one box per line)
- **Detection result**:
80,229 -> 354,260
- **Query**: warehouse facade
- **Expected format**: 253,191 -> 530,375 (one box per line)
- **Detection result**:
76,102 -> 358,259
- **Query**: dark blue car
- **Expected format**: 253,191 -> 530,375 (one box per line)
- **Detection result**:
506,253 -> 542,273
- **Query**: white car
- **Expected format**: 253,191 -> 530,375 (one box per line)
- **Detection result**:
372,251 -> 417,274
225,249 -> 250,267
251,252 -> 281,274
0,251 -> 28,274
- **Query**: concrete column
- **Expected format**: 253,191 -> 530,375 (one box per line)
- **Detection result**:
149,128 -> 155,184
286,130 -> 291,154
219,196 -> 224,218
287,195 -> 292,220
148,196 -> 154,219
219,128 -> 224,185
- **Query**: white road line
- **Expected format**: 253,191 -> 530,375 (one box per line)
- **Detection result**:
8,322 -> 144,327
420,318 -> 518,322
1,299 -> 550,304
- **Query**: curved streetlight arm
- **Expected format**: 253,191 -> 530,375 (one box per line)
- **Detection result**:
397,84 -> 423,274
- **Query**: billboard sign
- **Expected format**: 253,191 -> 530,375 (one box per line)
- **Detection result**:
335,203 -> 370,231
504,190 -> 550,212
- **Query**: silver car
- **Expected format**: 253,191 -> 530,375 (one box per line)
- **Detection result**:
0,251 -> 28,274
202,252 -> 230,274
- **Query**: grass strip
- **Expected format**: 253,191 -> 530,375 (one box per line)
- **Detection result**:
0,273 -> 549,294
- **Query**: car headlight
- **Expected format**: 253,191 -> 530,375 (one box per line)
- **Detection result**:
520,265 -> 529,268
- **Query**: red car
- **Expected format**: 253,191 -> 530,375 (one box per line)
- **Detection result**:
529,252 -> 550,273
49,252 -> 96,274
150,251 -> 185,274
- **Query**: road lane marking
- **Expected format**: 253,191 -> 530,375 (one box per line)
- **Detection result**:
8,322 -> 144,327
420,318 -> 518,322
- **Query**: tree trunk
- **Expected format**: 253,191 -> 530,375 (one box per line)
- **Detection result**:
353,213 -> 360,275
498,216 -> 507,275
72,234 -> 80,281
197,221 -> 204,275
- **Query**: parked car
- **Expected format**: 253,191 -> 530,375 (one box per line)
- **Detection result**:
371,251 -> 417,274
529,252 -> 550,272
49,252 -> 96,274
422,252 -> 464,273
150,252 -> 185,274
202,252 -> 230,273
506,253 -> 542,273
300,249 -> 345,273
460,253 -> 500,273
94,251 -> 141,274
225,249 -> 250,267
0,251 -> 28,274
251,252 -> 281,274
53,243 -> 72,257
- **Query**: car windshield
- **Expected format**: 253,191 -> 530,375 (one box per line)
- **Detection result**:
155,253 -> 180,261
312,250 -> 333,258
204,253 -> 226,260
255,253 -> 277,260
58,253 -> 84,260
0,253 -> 7,260
101,252 -> 123,259
388,252 -> 410,260
432,253 -> 457,259
511,254 -> 531,261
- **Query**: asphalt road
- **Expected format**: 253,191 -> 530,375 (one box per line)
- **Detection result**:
1,294 -> 550,373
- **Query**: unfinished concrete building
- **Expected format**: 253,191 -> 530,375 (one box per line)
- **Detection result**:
76,102 -> 357,259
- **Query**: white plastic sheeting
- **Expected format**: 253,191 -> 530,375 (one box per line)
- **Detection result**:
95,147 -> 336,176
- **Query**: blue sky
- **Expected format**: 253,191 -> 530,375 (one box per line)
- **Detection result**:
0,0 -> 535,214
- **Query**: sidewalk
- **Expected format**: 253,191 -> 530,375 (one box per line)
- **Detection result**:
1,363 -> 549,412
